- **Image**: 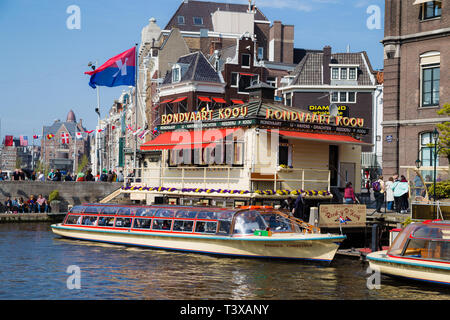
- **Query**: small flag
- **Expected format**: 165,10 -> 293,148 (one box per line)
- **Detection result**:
336,216 -> 352,224
133,128 -> 143,136
19,135 -> 28,146
33,135 -> 39,139
61,132 -> 70,144
5,135 -> 13,146
47,134 -> 54,140
76,132 -> 83,139
127,125 -> 133,131
97,129 -> 104,133
85,130 -> 94,134
138,130 -> 149,139
111,125 -> 116,130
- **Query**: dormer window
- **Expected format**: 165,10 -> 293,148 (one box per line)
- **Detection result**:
193,17 -> 203,25
330,65 -> 358,80
241,53 -> 251,68
177,16 -> 185,25
172,65 -> 181,83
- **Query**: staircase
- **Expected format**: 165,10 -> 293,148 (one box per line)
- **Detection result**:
99,188 -> 123,204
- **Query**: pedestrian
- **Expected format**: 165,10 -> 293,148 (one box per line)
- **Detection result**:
12,169 -> 21,181
64,172 -> 73,181
107,170 -> 113,182
4,197 -> 12,213
281,197 -> 294,212
76,172 -> 85,181
37,171 -> 45,181
85,169 -> 94,181
344,182 -> 356,204
292,192 -> 306,220
385,176 -> 395,211
52,169 -> 62,181
117,170 -> 124,182
27,195 -> 37,213
47,169 -> 55,181
392,175 -> 409,213
372,175 -> 385,213
36,194 -> 48,213
100,169 -> 108,182
391,174 -> 401,213
18,169 -> 25,180
11,198 -> 19,213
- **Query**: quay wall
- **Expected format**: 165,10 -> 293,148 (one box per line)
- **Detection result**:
0,181 -> 123,212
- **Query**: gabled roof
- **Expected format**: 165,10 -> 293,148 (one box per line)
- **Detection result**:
162,51 -> 223,85
290,50 -> 376,86
164,0 -> 268,32
42,121 -> 86,139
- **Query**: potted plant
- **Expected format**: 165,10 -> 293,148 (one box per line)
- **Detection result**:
48,189 -> 60,213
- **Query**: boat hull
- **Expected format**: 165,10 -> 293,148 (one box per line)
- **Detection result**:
51,224 -> 345,263
367,250 -> 450,286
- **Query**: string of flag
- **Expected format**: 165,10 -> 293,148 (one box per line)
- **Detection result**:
10,124 -> 151,146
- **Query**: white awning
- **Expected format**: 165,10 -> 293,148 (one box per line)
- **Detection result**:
413,0 -> 440,5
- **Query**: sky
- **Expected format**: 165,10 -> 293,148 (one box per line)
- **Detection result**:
0,0 -> 385,143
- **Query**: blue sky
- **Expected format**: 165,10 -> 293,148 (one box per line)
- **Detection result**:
0,0 -> 384,142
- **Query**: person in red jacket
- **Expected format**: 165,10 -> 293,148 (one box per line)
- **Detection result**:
344,182 -> 356,204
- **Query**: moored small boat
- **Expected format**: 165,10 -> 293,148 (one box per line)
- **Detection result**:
51,204 -> 346,263
367,220 -> 450,286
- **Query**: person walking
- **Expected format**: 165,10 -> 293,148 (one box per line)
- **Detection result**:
385,177 -> 395,211
344,182 -> 356,204
292,192 -> 306,220
392,175 -> 409,213
373,176 -> 385,213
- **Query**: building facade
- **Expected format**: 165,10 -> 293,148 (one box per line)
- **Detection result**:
382,0 -> 449,177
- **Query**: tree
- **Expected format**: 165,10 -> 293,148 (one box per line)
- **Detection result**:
77,154 -> 89,173
436,103 -> 450,163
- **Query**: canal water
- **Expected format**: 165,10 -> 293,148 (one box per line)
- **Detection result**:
0,223 -> 449,300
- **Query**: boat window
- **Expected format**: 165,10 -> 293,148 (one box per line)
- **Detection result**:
69,206 -> 85,214
65,215 -> 80,225
233,211 -> 267,235
216,211 -> 234,221
115,217 -> 132,228
173,220 -> 194,232
152,219 -> 173,231
81,216 -> 98,226
196,211 -> 216,220
217,220 -> 231,235
261,213 -> 293,232
154,209 -> 175,218
412,225 -> 445,241
97,217 -> 115,227
195,221 -> 217,234
101,206 -> 119,215
388,224 -> 416,256
117,207 -> 132,216
136,208 -> 156,217
133,218 -> 152,229
83,206 -> 100,214
175,210 -> 197,219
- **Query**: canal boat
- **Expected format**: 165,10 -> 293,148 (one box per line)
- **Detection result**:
51,204 -> 346,263
367,220 -> 450,286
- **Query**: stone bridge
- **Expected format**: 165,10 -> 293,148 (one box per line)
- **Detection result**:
0,181 -> 123,212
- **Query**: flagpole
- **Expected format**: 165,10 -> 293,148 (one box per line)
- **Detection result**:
73,126 -> 77,175
133,43 -> 138,182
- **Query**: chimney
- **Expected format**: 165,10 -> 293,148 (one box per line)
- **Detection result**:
323,45 -> 331,85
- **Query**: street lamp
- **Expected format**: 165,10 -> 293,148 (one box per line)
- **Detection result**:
415,159 -> 421,170
432,128 -> 439,202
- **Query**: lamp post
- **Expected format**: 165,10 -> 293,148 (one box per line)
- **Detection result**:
432,128 -> 439,202
88,61 -> 101,176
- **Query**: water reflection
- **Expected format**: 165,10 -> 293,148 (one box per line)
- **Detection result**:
0,223 -> 449,299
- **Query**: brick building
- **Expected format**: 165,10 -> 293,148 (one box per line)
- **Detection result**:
382,0 -> 449,177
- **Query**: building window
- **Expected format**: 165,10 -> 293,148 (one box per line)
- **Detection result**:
177,16 -> 185,25
238,74 -> 258,93
420,132 -> 439,168
172,65 -> 181,83
420,51 -> 440,107
349,68 -> 357,80
422,1 -> 442,20
257,47 -> 264,60
193,17 -> 203,25
330,92 -> 357,103
241,54 -> 251,68
285,93 -> 292,107
340,68 -> 347,80
266,77 -> 277,88
230,72 -> 239,87
331,68 -> 339,80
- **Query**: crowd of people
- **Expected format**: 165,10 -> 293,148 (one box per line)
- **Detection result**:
2,194 -> 50,213
344,174 -> 411,214
0,168 -> 125,182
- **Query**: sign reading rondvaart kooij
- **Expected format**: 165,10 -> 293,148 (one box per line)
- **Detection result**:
318,204 -> 366,228
158,105 -> 368,134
